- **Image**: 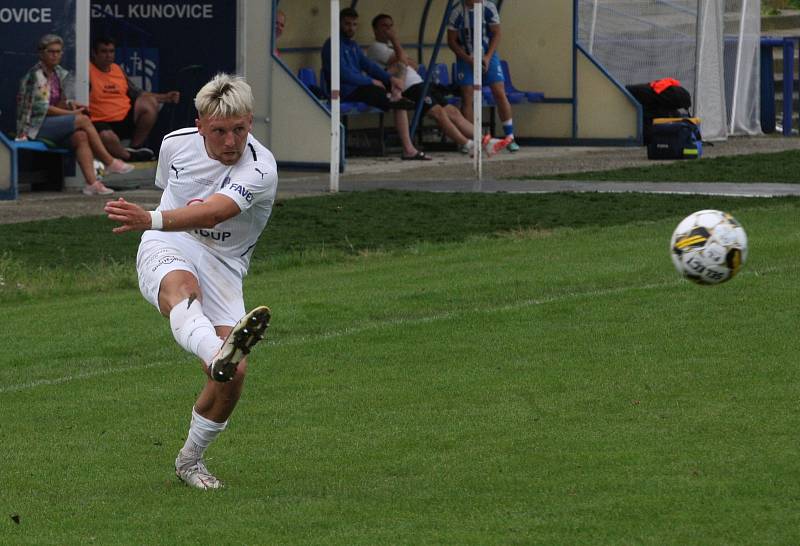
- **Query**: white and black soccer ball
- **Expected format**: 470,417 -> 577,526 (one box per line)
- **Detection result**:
670,209 -> 748,285
93,159 -> 105,180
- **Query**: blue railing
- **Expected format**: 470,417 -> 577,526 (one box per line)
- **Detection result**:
761,36 -> 798,136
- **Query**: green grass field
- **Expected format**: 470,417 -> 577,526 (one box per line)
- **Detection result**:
526,149 -> 800,183
1,192 -> 799,544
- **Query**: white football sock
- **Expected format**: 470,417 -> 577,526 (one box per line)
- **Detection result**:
503,118 -> 515,139
169,297 -> 223,367
179,407 -> 228,462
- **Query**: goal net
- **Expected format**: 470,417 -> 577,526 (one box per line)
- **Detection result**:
577,0 -> 761,140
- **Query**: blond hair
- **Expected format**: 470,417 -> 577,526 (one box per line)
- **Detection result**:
194,73 -> 254,118
38,34 -> 63,51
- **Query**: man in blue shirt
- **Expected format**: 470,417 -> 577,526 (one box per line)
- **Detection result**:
323,7 -> 431,160
447,0 -> 518,152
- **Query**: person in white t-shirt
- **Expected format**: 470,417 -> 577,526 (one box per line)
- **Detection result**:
104,73 -> 276,490
367,13 -> 509,156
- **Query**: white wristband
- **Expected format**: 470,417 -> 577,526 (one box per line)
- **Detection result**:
149,210 -> 163,230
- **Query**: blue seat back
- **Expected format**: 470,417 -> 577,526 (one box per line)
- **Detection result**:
500,59 -> 544,102
297,67 -> 318,89
320,68 -> 329,94
435,63 -> 451,87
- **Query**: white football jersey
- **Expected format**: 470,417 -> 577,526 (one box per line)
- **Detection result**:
141,127 -> 278,275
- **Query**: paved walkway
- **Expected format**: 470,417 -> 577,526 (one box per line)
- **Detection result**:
1,135 -> 798,224
276,134 -> 800,197
280,176 -> 800,197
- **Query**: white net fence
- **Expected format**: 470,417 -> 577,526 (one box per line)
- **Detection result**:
577,0 -> 761,140
723,0 -> 762,136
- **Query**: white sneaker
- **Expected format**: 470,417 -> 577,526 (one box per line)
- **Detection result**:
459,140 -> 476,157
105,159 -> 135,175
210,306 -> 271,382
483,135 -> 512,157
175,456 -> 222,490
82,181 -> 114,196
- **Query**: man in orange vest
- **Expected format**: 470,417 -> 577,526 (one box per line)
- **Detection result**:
89,36 -> 180,162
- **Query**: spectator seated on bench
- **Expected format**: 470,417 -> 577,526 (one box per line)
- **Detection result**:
297,67 -> 386,154
367,13 -> 509,157
322,7 -> 430,160
89,35 -> 180,163
419,63 -> 461,106
15,33 -> 134,197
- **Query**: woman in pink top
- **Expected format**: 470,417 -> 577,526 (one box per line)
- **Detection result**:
16,34 -> 134,195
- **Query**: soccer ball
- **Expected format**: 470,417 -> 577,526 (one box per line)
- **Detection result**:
670,209 -> 748,285
93,159 -> 105,180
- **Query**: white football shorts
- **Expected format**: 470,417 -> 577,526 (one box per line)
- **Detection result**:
137,232 -> 245,327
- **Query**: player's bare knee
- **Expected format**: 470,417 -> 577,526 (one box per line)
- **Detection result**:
158,272 -> 202,315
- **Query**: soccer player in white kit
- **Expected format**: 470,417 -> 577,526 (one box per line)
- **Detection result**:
104,73 -> 276,490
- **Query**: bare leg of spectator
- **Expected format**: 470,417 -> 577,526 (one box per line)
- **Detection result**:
98,129 -> 129,160
130,94 -> 159,148
74,114 -> 116,166
459,85 -> 474,126
427,105 -> 469,147
444,104 -> 475,140
71,130 -> 100,186
394,110 -> 420,158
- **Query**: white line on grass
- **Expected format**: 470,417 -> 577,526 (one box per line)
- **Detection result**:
0,362 -> 166,394
280,280 -> 677,348
0,266 -> 787,395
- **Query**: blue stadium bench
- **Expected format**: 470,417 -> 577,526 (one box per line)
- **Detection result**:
298,67 -> 386,155
500,60 -> 545,103
0,131 -> 69,200
440,61 -> 544,106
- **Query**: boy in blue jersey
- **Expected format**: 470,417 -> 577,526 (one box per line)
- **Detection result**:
323,8 -> 430,160
447,0 -> 518,152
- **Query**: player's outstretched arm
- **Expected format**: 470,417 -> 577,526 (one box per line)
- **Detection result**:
105,194 -> 241,234
104,198 -> 151,233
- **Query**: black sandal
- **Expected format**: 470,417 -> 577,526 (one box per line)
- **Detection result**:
401,151 -> 432,161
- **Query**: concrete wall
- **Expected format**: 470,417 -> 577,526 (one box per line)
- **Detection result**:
276,0 -> 638,145
496,1 -> 638,142
500,0 -> 574,139
576,48 -> 639,140
276,0 -> 456,77
271,60 -> 333,164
